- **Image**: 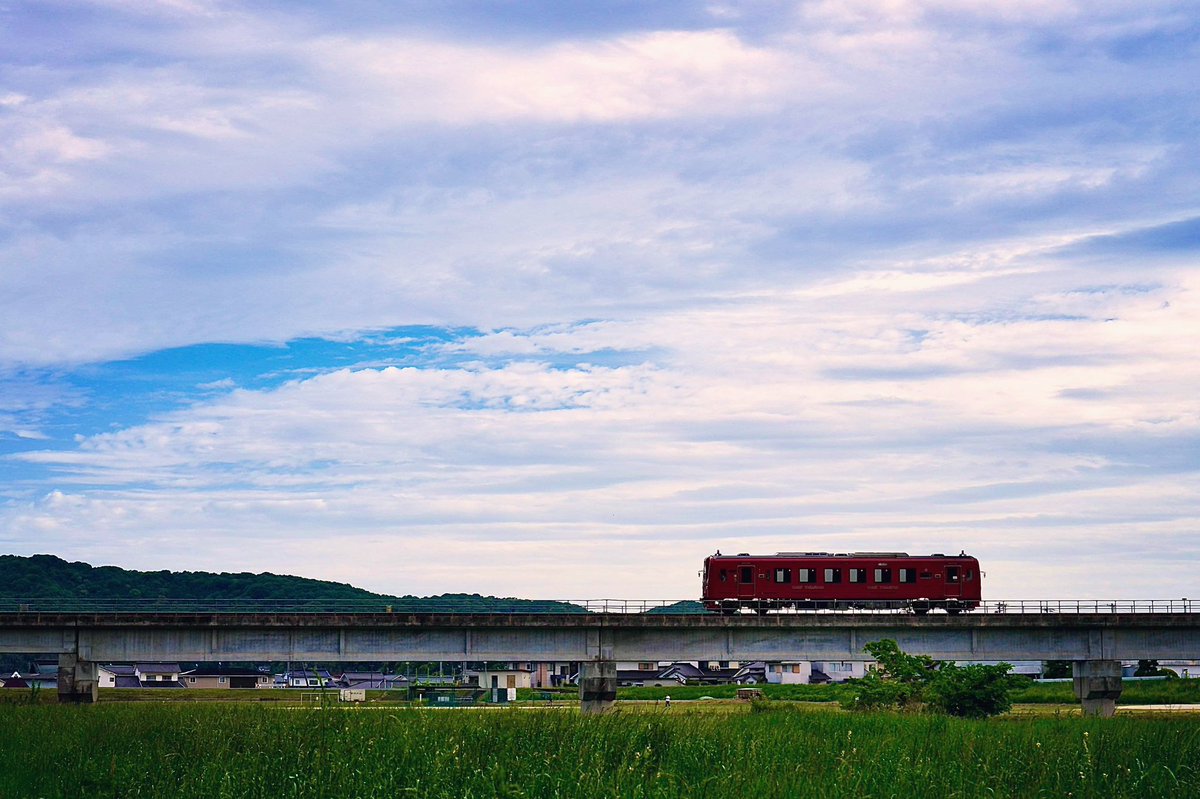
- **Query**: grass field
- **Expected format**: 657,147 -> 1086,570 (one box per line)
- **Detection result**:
2,702 -> 1198,798
577,678 -> 1200,706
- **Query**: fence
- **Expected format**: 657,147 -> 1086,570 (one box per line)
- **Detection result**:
0,597 -> 1195,615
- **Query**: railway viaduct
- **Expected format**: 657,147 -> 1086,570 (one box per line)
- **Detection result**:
3,610 -> 1200,716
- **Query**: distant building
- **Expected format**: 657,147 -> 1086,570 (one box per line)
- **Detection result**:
656,662 -> 738,685
464,667 -> 532,691
733,661 -> 812,685
279,669 -> 335,688
182,666 -> 271,689
336,671 -> 408,690
811,661 -> 873,683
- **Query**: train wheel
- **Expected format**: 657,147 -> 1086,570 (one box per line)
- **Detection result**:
912,607 -> 929,616
945,601 -> 962,615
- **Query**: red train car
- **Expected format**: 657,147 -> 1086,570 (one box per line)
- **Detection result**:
701,551 -> 982,614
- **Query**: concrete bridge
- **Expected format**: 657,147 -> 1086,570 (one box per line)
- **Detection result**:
3,610 -> 1199,715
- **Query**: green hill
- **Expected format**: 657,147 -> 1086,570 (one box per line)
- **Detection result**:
0,554 -> 583,613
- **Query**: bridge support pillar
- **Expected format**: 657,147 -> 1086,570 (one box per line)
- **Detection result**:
580,660 -> 616,714
57,653 -> 98,704
1073,660 -> 1122,717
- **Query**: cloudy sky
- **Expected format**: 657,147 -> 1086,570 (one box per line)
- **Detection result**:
2,1 -> 1198,601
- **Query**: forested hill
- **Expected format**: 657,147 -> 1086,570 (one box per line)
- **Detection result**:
0,554 -> 581,613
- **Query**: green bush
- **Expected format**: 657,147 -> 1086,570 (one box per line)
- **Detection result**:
925,663 -> 1023,718
842,639 -> 1018,718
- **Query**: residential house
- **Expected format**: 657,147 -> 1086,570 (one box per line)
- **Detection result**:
464,667 -> 532,691
733,661 -> 812,685
134,663 -> 185,688
1,673 -> 29,689
98,664 -> 140,688
280,669 -> 335,688
182,666 -> 272,689
810,661 -> 873,683
656,662 -> 738,685
613,661 -> 677,687
337,671 -> 408,690
531,662 -> 579,688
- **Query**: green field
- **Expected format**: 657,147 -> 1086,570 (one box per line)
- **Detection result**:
2,702 -> 1198,798
578,678 -> 1200,706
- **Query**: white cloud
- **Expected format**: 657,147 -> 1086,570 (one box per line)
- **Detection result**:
5,261 -> 1197,596
311,30 -> 792,125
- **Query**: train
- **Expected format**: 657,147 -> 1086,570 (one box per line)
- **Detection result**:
701,551 -> 982,614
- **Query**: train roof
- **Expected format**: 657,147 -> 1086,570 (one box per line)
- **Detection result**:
706,551 -> 976,559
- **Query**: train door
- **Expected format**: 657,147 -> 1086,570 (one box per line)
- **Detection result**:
737,564 -> 756,600
944,565 -> 962,597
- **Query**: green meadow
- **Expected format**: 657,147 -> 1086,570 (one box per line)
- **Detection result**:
2,702 -> 1198,798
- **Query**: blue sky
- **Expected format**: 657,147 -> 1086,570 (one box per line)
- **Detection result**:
1,1 -> 1198,599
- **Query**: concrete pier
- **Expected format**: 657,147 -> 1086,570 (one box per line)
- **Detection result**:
57,654 -> 98,704
579,660 -> 616,714
1073,659 -> 1123,717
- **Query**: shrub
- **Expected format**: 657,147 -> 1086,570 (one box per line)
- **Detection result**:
925,663 -> 1021,718
842,639 -> 1017,718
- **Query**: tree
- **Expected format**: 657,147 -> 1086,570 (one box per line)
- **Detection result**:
1043,660 -> 1072,679
842,639 -> 1019,718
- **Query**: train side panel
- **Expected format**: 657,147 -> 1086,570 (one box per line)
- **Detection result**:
701,553 -> 982,613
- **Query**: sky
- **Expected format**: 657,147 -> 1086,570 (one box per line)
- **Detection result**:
1,0 -> 1198,601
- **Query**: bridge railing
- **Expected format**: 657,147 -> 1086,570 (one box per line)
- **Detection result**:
0,598 -> 1194,614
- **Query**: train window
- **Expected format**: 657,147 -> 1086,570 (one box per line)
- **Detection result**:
774,568 -> 792,583
945,566 -> 960,584
848,568 -> 866,583
899,568 -> 916,584
798,568 -> 817,583
740,566 -> 754,583
824,568 -> 842,584
874,568 -> 892,584
965,570 -> 974,581
720,569 -> 727,582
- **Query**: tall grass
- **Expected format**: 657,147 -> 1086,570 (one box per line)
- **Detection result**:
1,703 -> 1198,798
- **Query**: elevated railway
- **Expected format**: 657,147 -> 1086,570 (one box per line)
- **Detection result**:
2,600 -> 1197,715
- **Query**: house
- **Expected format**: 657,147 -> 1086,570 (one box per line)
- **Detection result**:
733,661 -> 812,685
98,664 -> 140,688
4,666 -> 56,690
464,667 -> 532,691
531,662 -> 579,688
810,661 -> 873,683
1,673 -> 29,689
656,662 -> 738,685
280,669 -> 335,688
616,669 -> 679,687
337,671 -> 408,690
134,663 -> 185,688
182,665 -> 272,689
611,661 -> 676,687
